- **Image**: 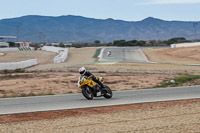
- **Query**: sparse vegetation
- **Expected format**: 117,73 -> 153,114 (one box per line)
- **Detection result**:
98,71 -> 106,73
0,69 -> 26,74
39,90 -> 55,96
15,69 -> 25,73
0,90 -> 55,98
2,74 -> 13,78
155,74 -> 200,88
20,93 -> 27,97
0,92 -> 35,98
67,91 -> 73,94
0,74 -> 32,79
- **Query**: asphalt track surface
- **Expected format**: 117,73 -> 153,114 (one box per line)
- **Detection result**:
100,47 -> 149,63
0,86 -> 200,115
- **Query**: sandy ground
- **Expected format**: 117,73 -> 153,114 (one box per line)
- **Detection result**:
0,72 -> 175,98
86,62 -> 200,74
1,47 -> 200,74
0,99 -> 200,132
32,46 -> 200,74
142,46 -> 200,64
0,46 -> 199,99
0,46 -> 200,132
0,51 -> 56,64
85,46 -> 200,74
27,48 -> 97,71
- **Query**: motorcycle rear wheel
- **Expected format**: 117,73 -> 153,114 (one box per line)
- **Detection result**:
82,86 -> 94,100
103,86 -> 113,99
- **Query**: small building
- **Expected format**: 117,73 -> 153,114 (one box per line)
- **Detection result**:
0,36 -> 16,40
0,42 -> 9,48
0,36 -> 16,48
15,41 -> 30,47
51,43 -> 59,46
64,42 -> 73,47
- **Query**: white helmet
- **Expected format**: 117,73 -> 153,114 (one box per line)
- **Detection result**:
79,67 -> 86,75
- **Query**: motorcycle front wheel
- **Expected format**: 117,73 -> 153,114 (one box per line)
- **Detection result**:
82,86 -> 94,100
103,86 -> 113,99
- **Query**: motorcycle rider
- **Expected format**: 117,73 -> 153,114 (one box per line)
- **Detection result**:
107,51 -> 111,57
79,67 -> 105,89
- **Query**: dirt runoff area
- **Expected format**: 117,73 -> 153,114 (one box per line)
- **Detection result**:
0,72 -> 175,98
0,99 -> 200,132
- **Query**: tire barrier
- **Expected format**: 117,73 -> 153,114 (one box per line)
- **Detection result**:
18,47 -> 32,51
42,46 -> 68,63
0,47 -> 34,51
0,59 -> 37,70
171,42 -> 200,48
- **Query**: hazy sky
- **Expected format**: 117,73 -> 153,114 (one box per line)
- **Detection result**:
1,0 -> 200,21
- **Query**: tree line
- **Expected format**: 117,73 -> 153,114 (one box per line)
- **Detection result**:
22,37 -> 194,48
71,37 -> 192,48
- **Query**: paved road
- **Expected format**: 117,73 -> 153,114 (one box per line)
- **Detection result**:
100,47 -> 149,62
0,86 -> 200,115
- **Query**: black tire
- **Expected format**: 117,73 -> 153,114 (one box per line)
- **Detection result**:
82,86 -> 94,100
103,86 -> 113,99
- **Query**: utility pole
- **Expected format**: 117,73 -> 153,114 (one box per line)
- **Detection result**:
39,32 -> 42,44
43,34 -> 46,44
156,30 -> 159,42
16,26 -> 19,42
193,22 -> 198,42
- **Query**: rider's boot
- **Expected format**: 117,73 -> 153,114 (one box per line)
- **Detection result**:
99,81 -> 106,89
94,79 -> 103,87
93,77 -> 106,93
100,84 -> 106,94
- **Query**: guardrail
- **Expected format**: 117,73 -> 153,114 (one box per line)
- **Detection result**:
0,59 -> 38,70
171,42 -> 200,48
0,48 -> 19,51
42,46 -> 64,53
53,49 -> 68,63
42,46 -> 68,63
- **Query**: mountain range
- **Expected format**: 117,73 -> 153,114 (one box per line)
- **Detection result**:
0,15 -> 199,43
